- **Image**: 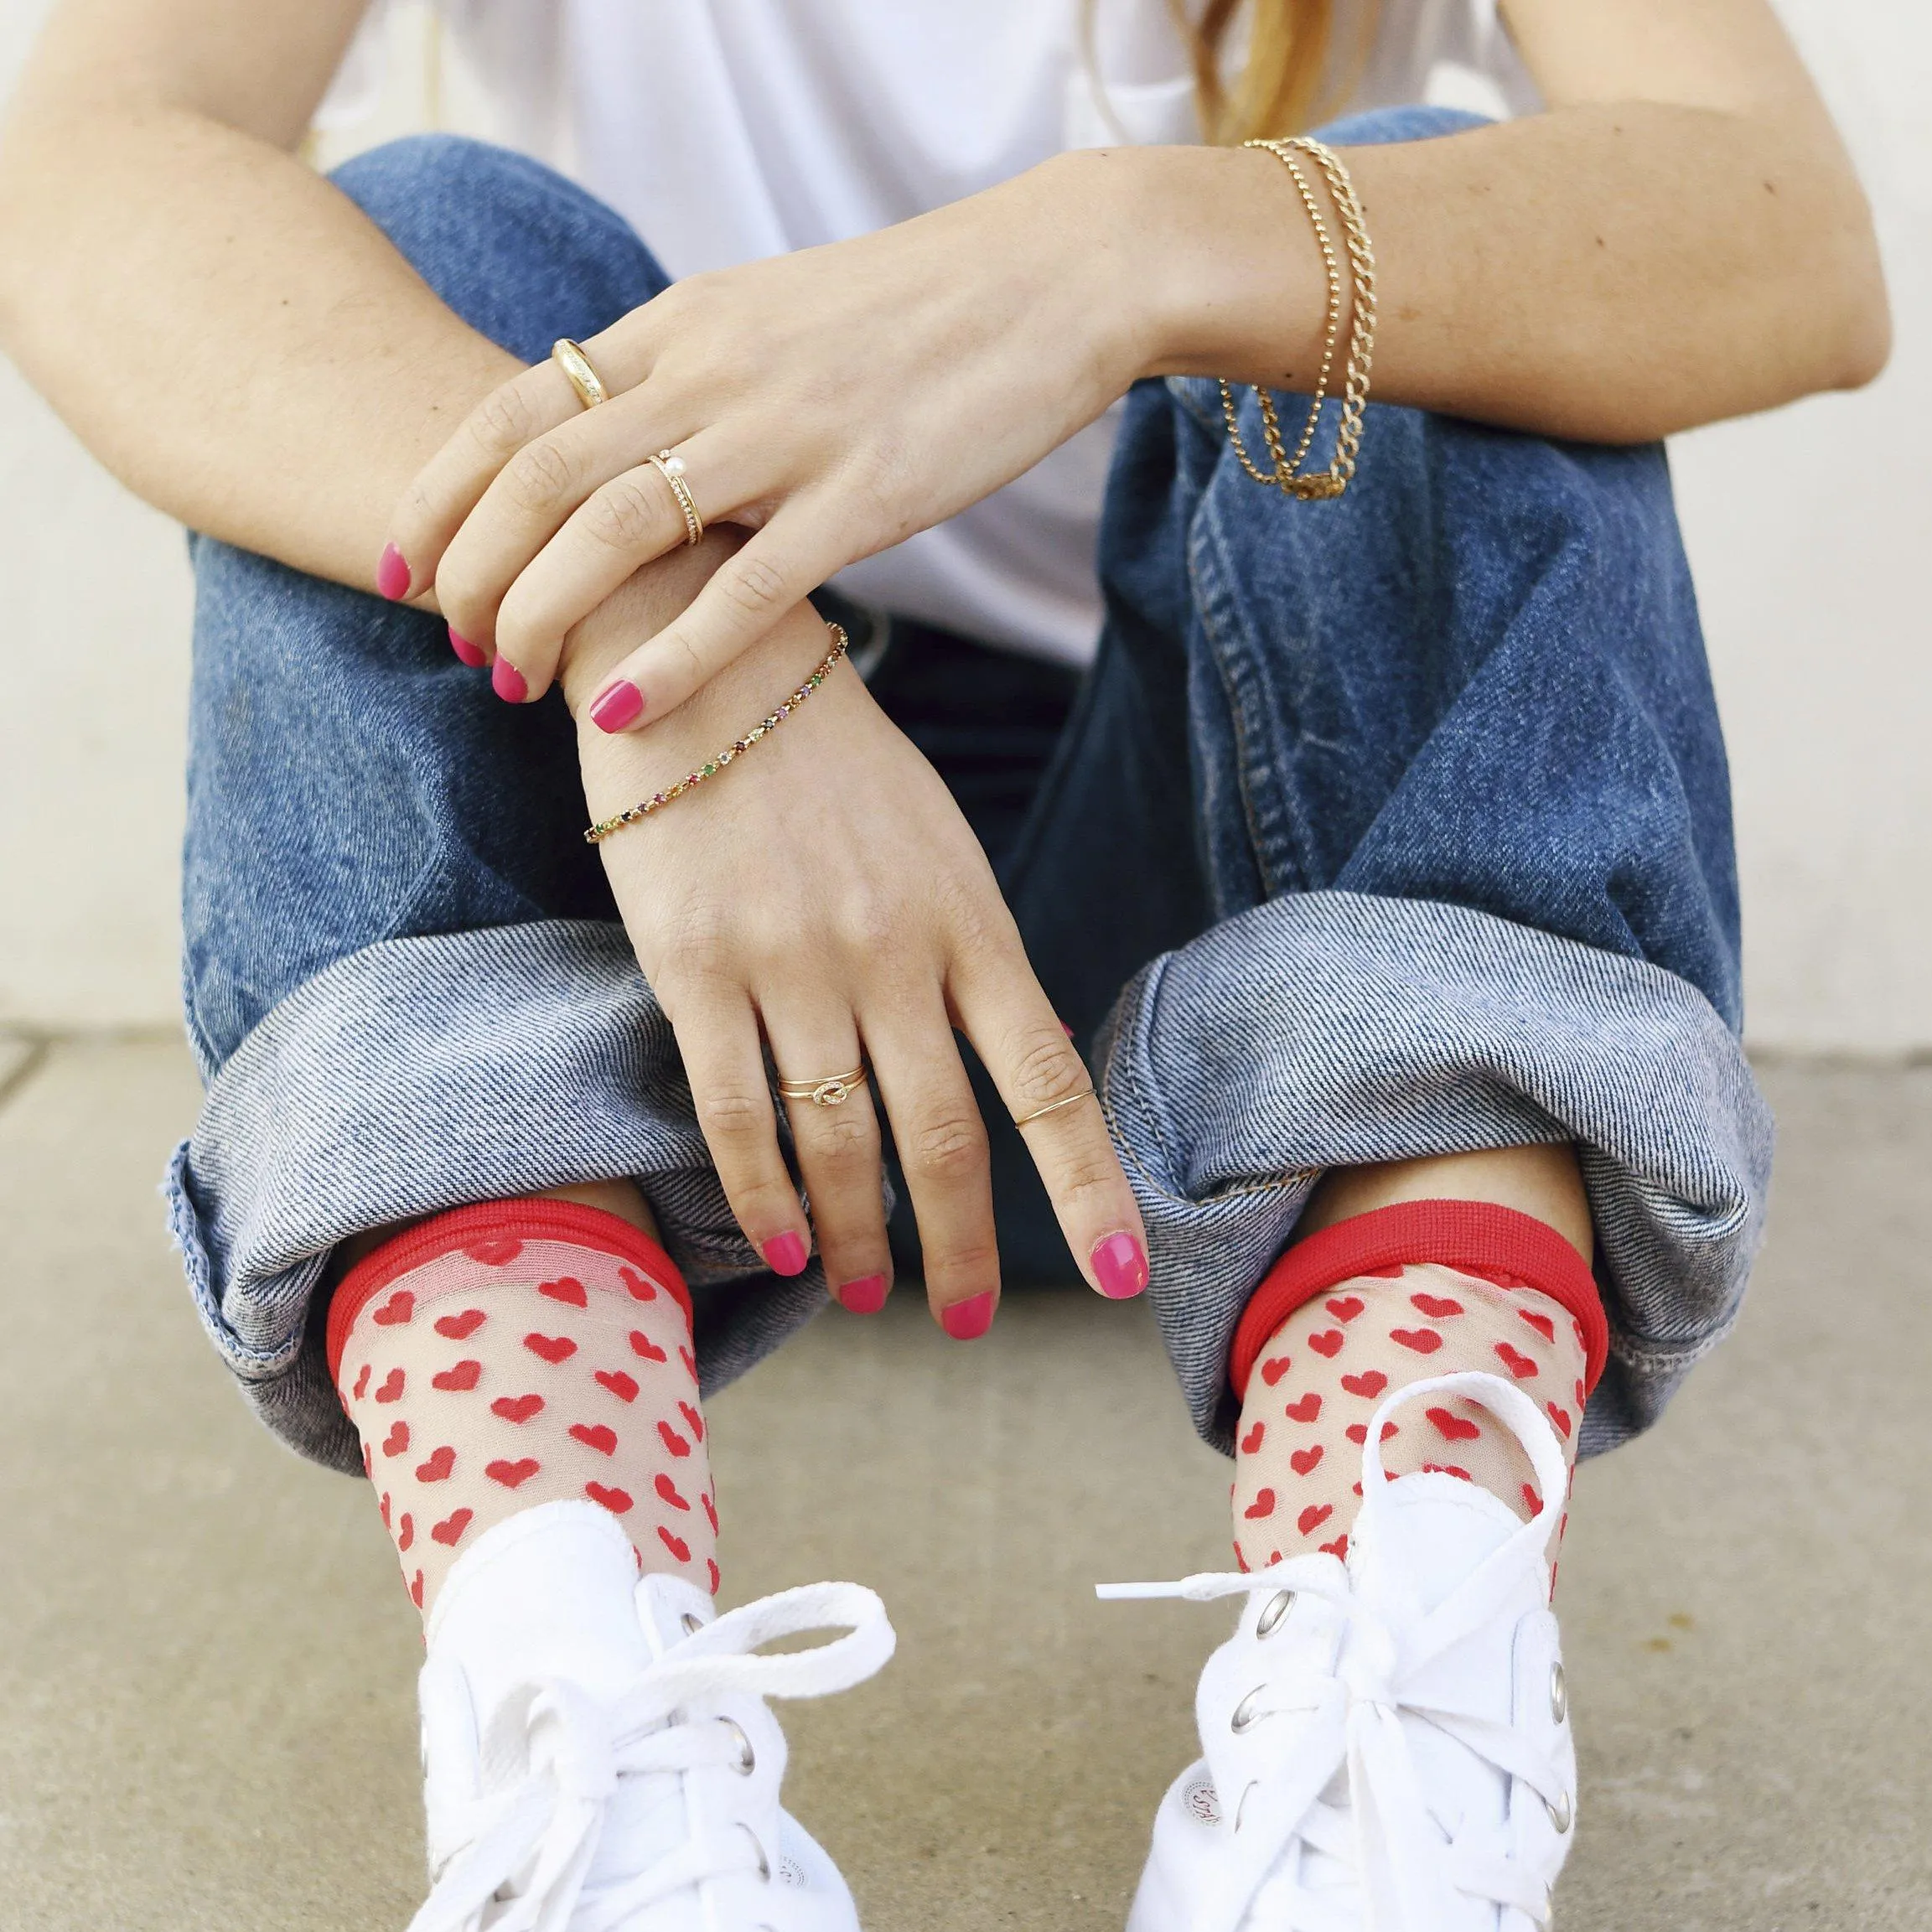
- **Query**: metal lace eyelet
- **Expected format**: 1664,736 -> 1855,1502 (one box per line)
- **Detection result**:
1548,1661 -> 1567,1723
740,1824 -> 772,1882
719,1717 -> 756,1775
1230,1686 -> 1266,1734
1256,1589 -> 1294,1638
1544,1788 -> 1572,1834
1232,1779 -> 1259,1834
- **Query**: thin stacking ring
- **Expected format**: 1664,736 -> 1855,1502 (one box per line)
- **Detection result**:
777,1066 -> 869,1109
551,338 -> 609,411
649,449 -> 705,546
1013,1086 -> 1095,1129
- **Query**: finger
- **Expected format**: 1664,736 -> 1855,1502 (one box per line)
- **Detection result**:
385,355 -> 597,612
863,989 -> 1000,1339
761,1002 -> 892,1315
950,947 -> 1148,1302
492,427 -> 764,707
669,987 -> 813,1277
583,505 -> 843,733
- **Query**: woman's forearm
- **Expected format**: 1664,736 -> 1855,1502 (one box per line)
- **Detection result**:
0,97 -> 515,593
1104,99 -> 1888,444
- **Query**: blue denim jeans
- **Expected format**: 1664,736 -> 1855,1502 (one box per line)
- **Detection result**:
166,108 -> 1773,1476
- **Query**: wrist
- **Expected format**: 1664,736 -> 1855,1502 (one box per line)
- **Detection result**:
1072,142 -> 1345,387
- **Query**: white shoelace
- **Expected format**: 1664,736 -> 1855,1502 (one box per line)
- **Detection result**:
412,1580 -> 895,1932
1101,1372 -> 1572,1932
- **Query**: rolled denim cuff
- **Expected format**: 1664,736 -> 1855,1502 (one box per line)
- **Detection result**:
165,919 -> 828,1474
1092,889 -> 1774,1460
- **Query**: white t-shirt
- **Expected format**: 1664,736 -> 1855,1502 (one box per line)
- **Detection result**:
326,1 -> 1536,663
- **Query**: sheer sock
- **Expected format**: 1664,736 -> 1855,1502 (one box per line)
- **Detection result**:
329,1199 -> 717,1619
1227,1200 -> 1607,1577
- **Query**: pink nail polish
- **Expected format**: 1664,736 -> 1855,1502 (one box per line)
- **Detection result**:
940,1291 -> 996,1340
1060,1020 -> 1076,1037
1091,1231 -> 1149,1300
448,626 -> 485,668
590,679 -> 645,733
764,1230 -> 809,1277
491,659 -> 529,703
837,1273 -> 888,1314
376,543 -> 412,601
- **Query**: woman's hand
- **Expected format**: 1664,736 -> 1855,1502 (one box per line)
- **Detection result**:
563,592 -> 1150,1329
386,153 -> 1147,724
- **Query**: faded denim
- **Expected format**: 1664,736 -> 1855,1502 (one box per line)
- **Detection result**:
166,108 -> 1773,1475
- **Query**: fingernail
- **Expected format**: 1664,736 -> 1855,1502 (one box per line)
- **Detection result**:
1091,1231 -> 1149,1300
448,626 -> 485,668
836,1273 -> 888,1315
1060,1020 -> 1076,1037
491,658 -> 528,703
590,679 -> 645,733
940,1291 -> 996,1340
764,1230 -> 809,1277
376,543 -> 412,601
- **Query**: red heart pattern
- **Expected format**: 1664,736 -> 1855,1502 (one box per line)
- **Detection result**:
1228,1262 -> 1586,1580
337,1232 -> 747,1619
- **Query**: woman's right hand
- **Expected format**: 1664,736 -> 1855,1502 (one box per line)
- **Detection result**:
562,590 -> 1151,1331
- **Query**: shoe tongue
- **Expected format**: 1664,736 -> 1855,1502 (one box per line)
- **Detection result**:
430,1501 -> 655,1713
1358,1473 -> 1523,1616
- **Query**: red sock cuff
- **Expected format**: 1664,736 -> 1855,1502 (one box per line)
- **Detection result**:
325,1198 -> 692,1383
1229,1199 -> 1608,1403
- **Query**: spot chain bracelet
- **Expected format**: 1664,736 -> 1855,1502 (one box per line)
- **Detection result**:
584,623 -> 849,844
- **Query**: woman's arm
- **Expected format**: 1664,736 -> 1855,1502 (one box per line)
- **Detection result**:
1138,0 -> 1891,441
0,0 -> 516,592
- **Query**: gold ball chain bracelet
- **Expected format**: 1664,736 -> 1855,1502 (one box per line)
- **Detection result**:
1219,135 -> 1380,502
584,623 -> 849,845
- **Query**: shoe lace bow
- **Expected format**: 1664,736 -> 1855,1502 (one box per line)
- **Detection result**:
411,1579 -> 893,1932
1100,1372 -> 1573,1932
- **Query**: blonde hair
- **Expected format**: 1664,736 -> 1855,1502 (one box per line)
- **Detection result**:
1173,1 -> 1375,143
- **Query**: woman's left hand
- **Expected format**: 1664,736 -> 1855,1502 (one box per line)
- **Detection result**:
386,154 -> 1145,723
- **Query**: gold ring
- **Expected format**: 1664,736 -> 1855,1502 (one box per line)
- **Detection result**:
1013,1086 -> 1095,1129
551,338 -> 609,411
777,1065 -> 868,1108
648,449 -> 705,546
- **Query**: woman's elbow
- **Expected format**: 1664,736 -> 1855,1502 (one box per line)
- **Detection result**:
1828,219 -> 1893,392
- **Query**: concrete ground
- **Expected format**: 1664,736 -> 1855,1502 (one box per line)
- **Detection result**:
0,1037 -> 1924,1931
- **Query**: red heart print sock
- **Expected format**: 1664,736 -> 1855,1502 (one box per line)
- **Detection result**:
328,1198 -> 718,1621
1226,1199 -> 1606,1583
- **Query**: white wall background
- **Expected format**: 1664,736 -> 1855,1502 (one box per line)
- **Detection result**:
1,0 -> 1926,1050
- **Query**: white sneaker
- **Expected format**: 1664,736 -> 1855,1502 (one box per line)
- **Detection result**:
1102,1371 -> 1577,1932
410,1500 -> 894,1932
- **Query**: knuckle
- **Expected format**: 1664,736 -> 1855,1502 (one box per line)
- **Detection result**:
503,437 -> 578,510
909,1111 -> 987,1183
926,1241 -> 1000,1293
1007,1033 -> 1088,1111
470,382 -> 538,458
580,474 -> 662,552
719,551 -> 790,620
800,1105 -> 878,1164
698,1087 -> 773,1143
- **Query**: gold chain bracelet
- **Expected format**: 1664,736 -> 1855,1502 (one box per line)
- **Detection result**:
1220,136 -> 1380,502
584,624 -> 849,844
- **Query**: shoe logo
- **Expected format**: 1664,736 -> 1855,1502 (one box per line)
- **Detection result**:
1184,1774 -> 1222,1826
